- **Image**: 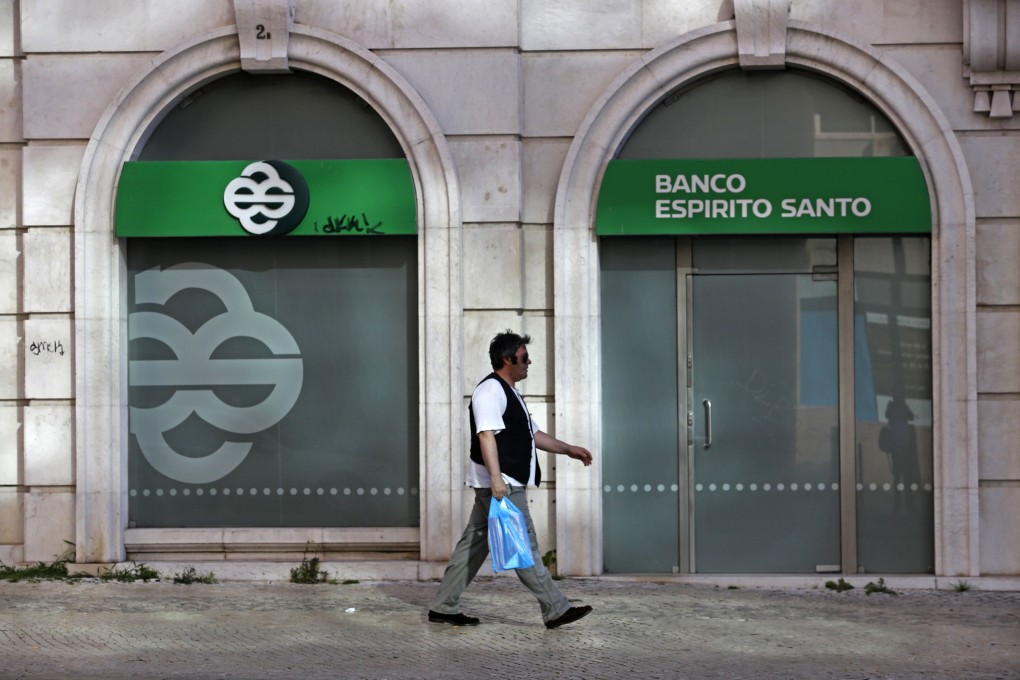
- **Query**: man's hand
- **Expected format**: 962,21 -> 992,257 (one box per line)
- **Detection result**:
534,431 -> 594,467
478,430 -> 506,498
565,445 -> 593,466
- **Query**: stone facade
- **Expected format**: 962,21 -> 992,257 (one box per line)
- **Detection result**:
0,0 -> 1017,582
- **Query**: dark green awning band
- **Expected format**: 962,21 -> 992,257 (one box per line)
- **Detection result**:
116,159 -> 416,237
596,157 -> 931,236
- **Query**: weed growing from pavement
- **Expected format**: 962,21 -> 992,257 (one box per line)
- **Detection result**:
290,545 -> 331,584
0,545 -> 89,582
825,577 -> 855,592
0,559 -> 77,582
542,550 -> 561,580
173,566 -> 218,584
0,542 -> 214,585
953,580 -> 972,592
864,577 -> 898,596
98,562 -> 161,582
0,557 -> 220,586
289,545 -> 361,585
290,556 -> 329,583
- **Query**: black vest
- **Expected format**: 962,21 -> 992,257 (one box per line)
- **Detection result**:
468,373 -> 541,487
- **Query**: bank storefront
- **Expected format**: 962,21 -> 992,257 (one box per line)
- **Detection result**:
599,71 -> 933,574
552,25 -> 975,578
75,28 -> 462,569
115,73 -> 419,537
69,17 -> 980,580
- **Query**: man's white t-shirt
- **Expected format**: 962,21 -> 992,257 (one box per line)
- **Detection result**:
464,377 -> 539,488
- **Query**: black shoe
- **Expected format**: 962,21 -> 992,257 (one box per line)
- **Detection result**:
428,610 -> 480,626
545,605 -> 593,629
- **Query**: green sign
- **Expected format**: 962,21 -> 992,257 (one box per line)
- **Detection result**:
595,157 -> 931,235
116,159 -> 416,237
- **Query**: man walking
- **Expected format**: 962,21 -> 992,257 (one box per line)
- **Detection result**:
428,330 -> 594,629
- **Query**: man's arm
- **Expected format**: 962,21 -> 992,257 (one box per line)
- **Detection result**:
534,431 -> 593,466
478,430 -> 508,499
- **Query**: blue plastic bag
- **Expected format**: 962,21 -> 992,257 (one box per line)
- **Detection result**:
487,497 -> 535,572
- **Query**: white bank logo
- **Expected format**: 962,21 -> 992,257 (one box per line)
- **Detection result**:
129,264 -> 303,484
224,160 -> 310,235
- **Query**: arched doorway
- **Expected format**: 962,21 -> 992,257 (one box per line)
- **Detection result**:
553,23 -> 976,578
600,69 -> 933,574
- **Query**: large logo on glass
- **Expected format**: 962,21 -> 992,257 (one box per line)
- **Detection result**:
129,264 -> 303,483
223,160 -> 310,235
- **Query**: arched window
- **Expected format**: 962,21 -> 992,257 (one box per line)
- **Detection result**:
122,72 -> 419,530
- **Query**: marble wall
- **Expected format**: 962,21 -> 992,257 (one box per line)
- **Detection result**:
0,0 -> 1016,578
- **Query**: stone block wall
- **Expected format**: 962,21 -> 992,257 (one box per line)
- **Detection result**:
0,0 -> 24,564
0,0 -> 1016,576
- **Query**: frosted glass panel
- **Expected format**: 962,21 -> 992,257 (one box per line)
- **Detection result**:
127,237 -> 418,528
139,71 -> 403,161
601,238 -> 680,572
693,236 -> 836,273
854,237 -> 934,572
620,70 -> 908,160
126,69 -> 418,530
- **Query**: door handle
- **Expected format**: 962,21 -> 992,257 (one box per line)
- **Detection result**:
703,398 -> 712,449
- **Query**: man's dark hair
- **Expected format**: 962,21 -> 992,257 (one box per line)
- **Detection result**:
489,329 -> 531,370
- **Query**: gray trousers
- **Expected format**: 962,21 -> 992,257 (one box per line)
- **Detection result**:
429,485 -> 570,623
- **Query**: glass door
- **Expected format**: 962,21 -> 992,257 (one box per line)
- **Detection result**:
689,271 -> 840,572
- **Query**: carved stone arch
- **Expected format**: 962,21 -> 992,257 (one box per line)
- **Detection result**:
74,25 -> 462,564
553,22 -> 976,577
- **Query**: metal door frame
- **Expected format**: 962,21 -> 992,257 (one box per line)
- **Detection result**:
836,234 -> 858,574
679,235 -> 858,574
675,238 -> 693,574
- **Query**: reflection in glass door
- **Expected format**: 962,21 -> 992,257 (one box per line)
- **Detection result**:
690,274 -> 840,572
853,237 -> 934,573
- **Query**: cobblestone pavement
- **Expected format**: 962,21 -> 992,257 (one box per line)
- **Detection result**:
1,578 -> 1018,680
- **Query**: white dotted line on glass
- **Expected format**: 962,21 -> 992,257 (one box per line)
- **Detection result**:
603,482 -> 934,493
129,487 -> 419,498
695,482 -> 839,492
856,482 -> 933,492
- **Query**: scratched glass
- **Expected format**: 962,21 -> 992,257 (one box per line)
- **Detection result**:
690,258 -> 840,573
